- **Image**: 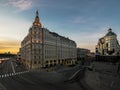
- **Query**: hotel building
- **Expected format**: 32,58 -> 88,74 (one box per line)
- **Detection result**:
19,11 -> 77,69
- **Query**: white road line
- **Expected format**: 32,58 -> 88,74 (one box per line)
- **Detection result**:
11,61 -> 15,73
0,82 -> 6,90
0,70 -> 29,78
4,74 -> 6,77
9,73 -> 12,76
111,81 -> 114,87
7,74 -> 10,77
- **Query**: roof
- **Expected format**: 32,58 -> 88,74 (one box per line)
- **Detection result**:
105,28 -> 116,36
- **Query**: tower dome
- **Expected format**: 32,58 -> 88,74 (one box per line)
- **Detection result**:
105,28 -> 116,36
33,10 -> 42,27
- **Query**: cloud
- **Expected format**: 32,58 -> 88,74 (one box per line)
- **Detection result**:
67,27 -> 109,52
6,0 -> 33,11
68,16 -> 87,24
0,12 -> 32,54
76,29 -> 120,52
77,44 -> 95,52
0,39 -> 20,47
68,16 -> 99,24
0,39 -> 20,54
68,15 -> 111,28
0,14 -> 31,40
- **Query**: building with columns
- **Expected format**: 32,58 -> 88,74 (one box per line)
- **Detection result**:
19,11 -> 77,69
95,28 -> 120,61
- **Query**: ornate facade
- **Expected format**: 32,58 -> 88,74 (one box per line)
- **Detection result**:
20,11 -> 77,69
95,28 -> 120,61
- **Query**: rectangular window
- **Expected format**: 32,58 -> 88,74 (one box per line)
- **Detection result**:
34,35 -> 36,39
34,27 -> 37,30
34,61 -> 37,64
34,56 -> 36,59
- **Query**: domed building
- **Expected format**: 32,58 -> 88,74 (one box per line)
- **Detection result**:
96,28 -> 120,61
19,11 -> 77,69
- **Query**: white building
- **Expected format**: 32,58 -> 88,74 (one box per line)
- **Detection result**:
96,28 -> 120,56
19,11 -> 77,69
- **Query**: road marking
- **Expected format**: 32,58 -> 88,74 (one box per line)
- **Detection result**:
4,74 -> 6,77
0,83 -> 6,90
2,75 -> 4,78
68,69 -> 81,80
7,74 -> 9,77
11,61 -> 15,73
111,81 -> 114,87
0,70 -> 29,78
9,73 -> 11,76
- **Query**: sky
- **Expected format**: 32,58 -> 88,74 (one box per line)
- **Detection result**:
0,0 -> 120,54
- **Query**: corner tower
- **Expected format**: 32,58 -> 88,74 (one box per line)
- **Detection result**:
33,10 -> 42,27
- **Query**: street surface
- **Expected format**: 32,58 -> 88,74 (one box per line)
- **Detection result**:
0,70 -> 84,90
0,58 -> 84,90
0,58 -> 26,75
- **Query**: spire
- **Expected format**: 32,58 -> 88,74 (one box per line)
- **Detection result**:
36,10 -> 39,16
33,10 -> 42,27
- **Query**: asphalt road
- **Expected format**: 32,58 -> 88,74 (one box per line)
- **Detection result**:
0,58 -> 84,90
0,58 -> 26,75
0,70 -> 84,90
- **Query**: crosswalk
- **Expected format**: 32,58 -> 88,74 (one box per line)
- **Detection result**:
0,71 -> 29,78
